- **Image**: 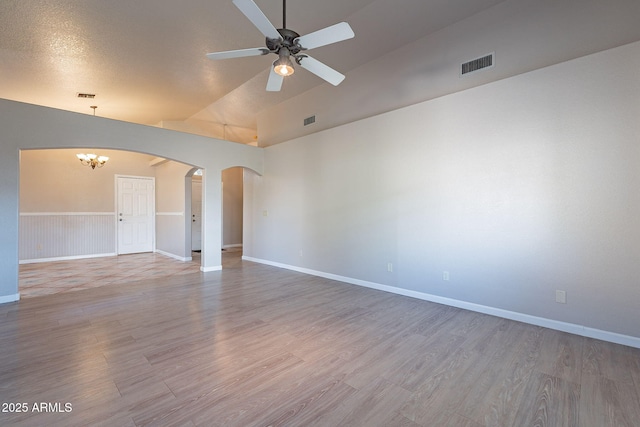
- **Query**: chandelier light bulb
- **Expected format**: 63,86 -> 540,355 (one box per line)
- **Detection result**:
76,153 -> 109,169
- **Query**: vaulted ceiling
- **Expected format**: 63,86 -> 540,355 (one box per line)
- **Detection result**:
1,0 -> 639,146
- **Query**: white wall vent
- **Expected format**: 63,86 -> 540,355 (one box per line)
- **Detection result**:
303,115 -> 316,126
461,53 -> 494,76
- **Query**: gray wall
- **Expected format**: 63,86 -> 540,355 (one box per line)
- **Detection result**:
155,160 -> 195,260
245,41 -> 640,344
257,0 -> 640,146
222,167 -> 243,247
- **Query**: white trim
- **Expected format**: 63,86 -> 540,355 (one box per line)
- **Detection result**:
154,249 -> 192,262
149,157 -> 168,167
200,265 -> 222,272
20,212 -> 115,216
222,243 -> 243,249
242,256 -> 640,349
156,212 -> 184,216
0,293 -> 20,304
19,253 -> 117,264
115,174 -> 157,180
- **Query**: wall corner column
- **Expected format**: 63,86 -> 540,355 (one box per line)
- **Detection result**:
200,169 -> 222,272
0,146 -> 20,302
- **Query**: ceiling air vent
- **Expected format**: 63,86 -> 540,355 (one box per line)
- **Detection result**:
77,93 -> 96,99
304,115 -> 316,126
461,53 -> 494,76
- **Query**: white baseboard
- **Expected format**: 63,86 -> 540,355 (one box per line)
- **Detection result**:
0,293 -> 20,304
19,253 -> 117,265
223,244 -> 243,249
154,249 -> 192,262
242,256 -> 640,349
200,265 -> 222,272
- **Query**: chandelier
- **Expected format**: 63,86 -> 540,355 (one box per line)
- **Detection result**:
76,153 -> 109,169
76,106 -> 108,169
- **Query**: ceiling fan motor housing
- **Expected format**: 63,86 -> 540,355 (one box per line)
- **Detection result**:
267,28 -> 303,55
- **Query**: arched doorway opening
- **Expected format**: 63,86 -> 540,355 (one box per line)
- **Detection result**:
0,100 -> 264,304
18,148 -> 203,297
185,166 -> 247,269
221,167 -> 244,254
185,167 -> 203,261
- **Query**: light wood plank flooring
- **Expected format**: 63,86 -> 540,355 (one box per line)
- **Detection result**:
19,252 -> 206,298
2,251 -> 640,426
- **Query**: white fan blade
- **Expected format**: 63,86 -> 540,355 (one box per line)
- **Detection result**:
232,0 -> 281,40
206,47 -> 269,60
266,66 -> 284,91
295,22 -> 354,50
299,56 -> 345,86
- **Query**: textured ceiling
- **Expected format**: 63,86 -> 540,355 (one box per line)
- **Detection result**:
0,0 -> 505,143
1,0 -> 640,146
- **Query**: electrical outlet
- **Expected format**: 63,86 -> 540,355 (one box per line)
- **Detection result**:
262,210 -> 268,217
387,263 -> 393,272
443,271 -> 450,281
556,290 -> 567,304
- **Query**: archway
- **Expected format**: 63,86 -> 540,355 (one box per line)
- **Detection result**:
221,167 -> 244,253
185,166 -> 252,269
18,148 -> 208,297
185,167 -> 203,260
0,99 -> 264,303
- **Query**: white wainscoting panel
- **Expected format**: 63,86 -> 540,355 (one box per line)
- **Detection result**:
19,213 -> 116,262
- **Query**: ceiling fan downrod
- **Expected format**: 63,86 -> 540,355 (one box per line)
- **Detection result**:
282,0 -> 286,29
266,0 -> 300,55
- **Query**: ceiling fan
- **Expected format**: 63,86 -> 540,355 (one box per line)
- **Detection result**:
206,0 -> 355,91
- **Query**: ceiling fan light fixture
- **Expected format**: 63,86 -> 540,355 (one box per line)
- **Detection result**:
273,60 -> 294,76
273,49 -> 295,77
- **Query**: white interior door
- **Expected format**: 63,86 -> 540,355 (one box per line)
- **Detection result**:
191,180 -> 202,251
117,176 -> 155,254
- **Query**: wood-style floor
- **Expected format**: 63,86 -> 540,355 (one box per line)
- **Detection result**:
19,252 -> 204,298
2,251 -> 640,426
